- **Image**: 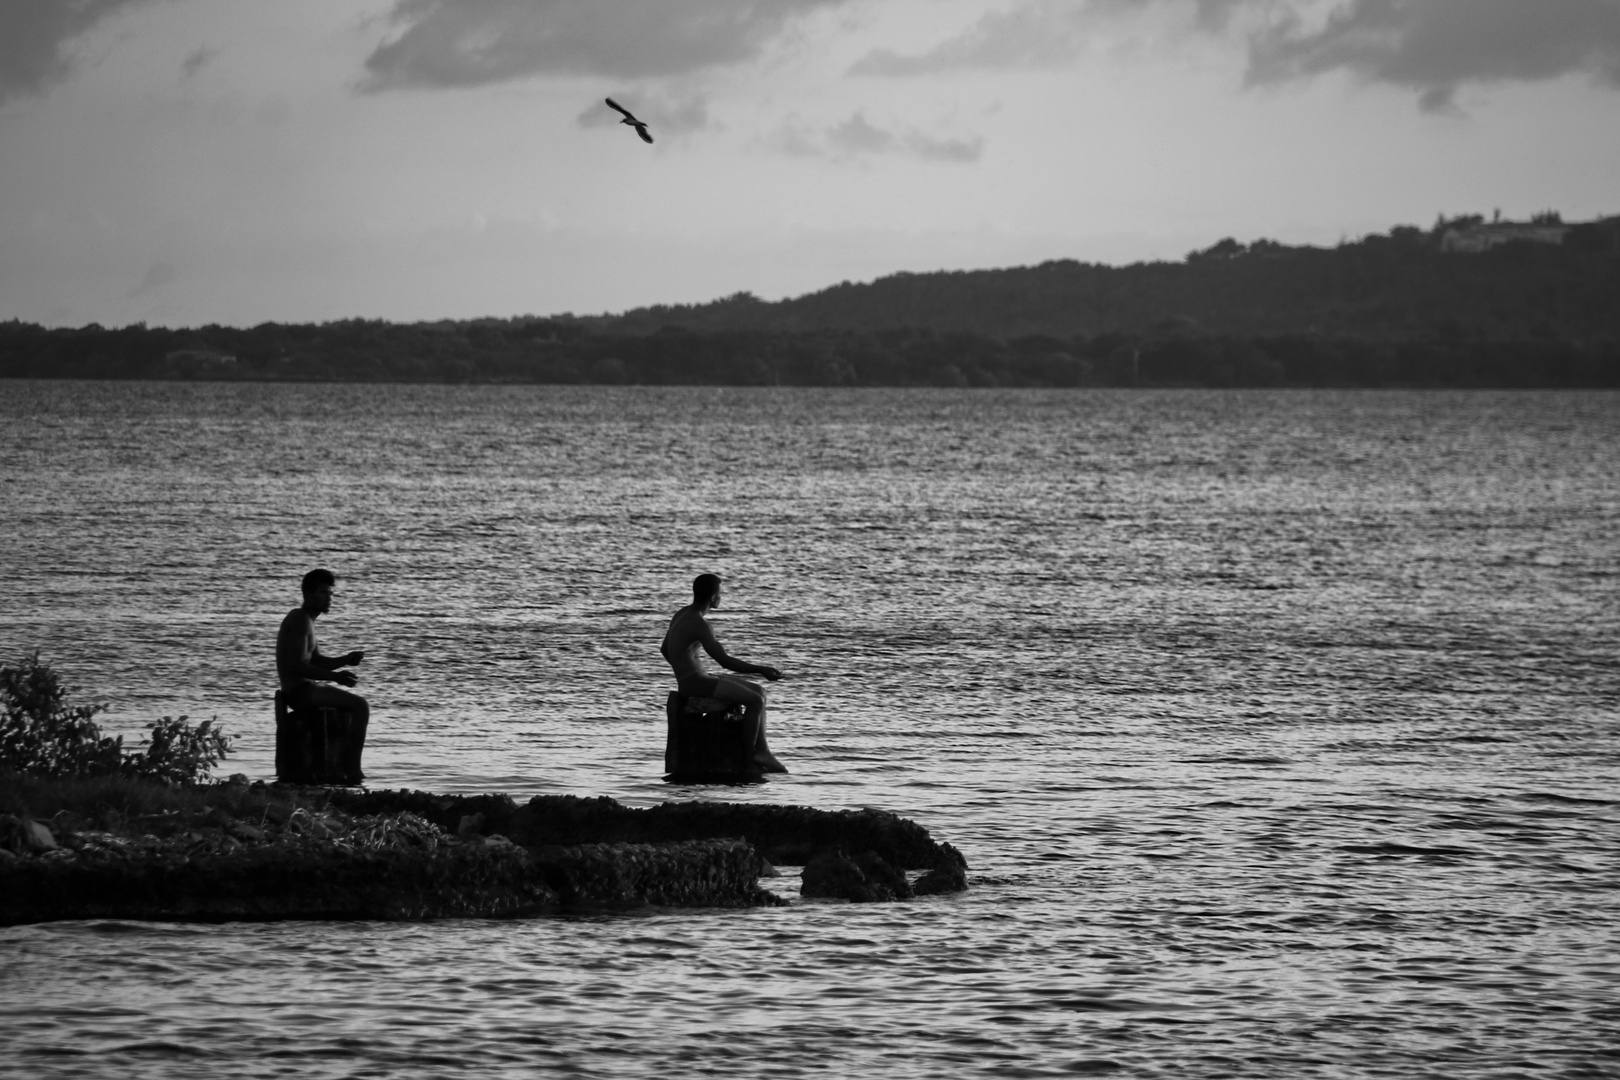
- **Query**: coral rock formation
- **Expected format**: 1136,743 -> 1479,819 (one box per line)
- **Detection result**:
0,790 -> 968,924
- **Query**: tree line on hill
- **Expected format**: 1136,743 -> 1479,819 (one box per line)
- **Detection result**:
2,318 -> 1611,388
3,218 -> 1618,388
604,218 -> 1620,344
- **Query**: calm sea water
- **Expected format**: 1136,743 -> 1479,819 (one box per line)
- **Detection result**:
2,381 -> 1617,1078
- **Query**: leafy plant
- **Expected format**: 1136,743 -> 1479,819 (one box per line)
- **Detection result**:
0,654 -> 232,785
0,652 -> 121,778
124,716 -> 233,786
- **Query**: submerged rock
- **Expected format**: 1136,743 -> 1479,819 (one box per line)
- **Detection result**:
913,843 -> 970,896
532,839 -> 773,908
801,848 -> 910,902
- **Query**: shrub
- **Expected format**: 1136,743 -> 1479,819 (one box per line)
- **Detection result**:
124,715 -> 233,786
0,654 -> 232,785
0,653 -> 121,778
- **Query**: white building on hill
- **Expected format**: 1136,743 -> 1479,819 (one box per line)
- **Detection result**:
1441,221 -> 1570,253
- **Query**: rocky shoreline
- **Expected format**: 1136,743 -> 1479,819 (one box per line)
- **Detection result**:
0,780 -> 968,924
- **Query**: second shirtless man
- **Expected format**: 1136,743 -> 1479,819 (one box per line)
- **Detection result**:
277,567 -> 370,784
661,573 -> 786,773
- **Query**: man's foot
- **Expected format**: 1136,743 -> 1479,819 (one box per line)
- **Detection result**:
753,752 -> 788,774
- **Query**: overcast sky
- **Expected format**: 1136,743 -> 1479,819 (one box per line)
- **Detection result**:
2,0 -> 1617,327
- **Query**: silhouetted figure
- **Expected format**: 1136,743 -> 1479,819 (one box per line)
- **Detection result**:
277,568 -> 369,783
661,573 -> 785,772
606,98 -> 654,143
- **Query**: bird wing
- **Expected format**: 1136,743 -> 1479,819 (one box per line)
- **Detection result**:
605,98 -> 637,121
637,126 -> 654,144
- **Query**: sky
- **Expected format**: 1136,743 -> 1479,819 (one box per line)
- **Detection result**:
1,0 -> 1618,327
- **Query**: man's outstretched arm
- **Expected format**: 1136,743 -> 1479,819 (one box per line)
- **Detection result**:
700,623 -> 782,681
308,647 -> 364,687
277,614 -> 363,685
309,648 -> 364,671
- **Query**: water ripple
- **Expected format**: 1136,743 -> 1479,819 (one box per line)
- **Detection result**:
2,384 -> 1618,1078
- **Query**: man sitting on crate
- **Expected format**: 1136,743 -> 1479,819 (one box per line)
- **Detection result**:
661,573 -> 786,773
277,568 -> 369,783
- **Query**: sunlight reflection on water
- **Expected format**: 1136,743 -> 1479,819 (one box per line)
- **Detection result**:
2,383 -> 1618,1078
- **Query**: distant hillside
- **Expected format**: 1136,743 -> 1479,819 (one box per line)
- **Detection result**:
4,217 -> 1619,388
596,219 -> 1620,341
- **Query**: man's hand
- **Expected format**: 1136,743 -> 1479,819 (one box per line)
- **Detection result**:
762,666 -> 782,681
342,650 -> 365,667
333,670 -> 359,688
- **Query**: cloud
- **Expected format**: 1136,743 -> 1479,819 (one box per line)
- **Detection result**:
847,0 -> 1255,76
1246,0 -> 1620,110
851,2 -> 1092,75
849,0 -> 1620,109
0,0 -> 167,103
828,112 -> 894,153
180,45 -> 215,80
771,112 -> 984,162
127,261 -> 177,299
361,0 -> 847,90
577,93 -> 713,138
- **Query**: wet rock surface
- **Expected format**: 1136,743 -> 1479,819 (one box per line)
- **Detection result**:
801,848 -> 911,902
912,843 -> 971,895
486,793 -> 959,870
4,838 -> 559,922
532,839 -> 769,908
0,789 -> 967,925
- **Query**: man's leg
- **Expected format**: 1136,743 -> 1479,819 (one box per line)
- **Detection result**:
712,676 -> 786,773
307,684 -> 369,782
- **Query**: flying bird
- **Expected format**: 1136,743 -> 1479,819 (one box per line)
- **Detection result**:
605,98 -> 654,144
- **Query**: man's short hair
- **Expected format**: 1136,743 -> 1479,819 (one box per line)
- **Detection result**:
301,568 -> 337,595
693,573 -> 721,606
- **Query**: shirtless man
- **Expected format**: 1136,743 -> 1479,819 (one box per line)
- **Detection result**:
277,568 -> 369,783
661,573 -> 786,773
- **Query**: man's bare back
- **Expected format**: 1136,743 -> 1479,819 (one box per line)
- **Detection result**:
662,605 -> 737,693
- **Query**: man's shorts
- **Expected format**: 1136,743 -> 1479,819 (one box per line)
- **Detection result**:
282,681 -> 317,711
712,675 -> 764,702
